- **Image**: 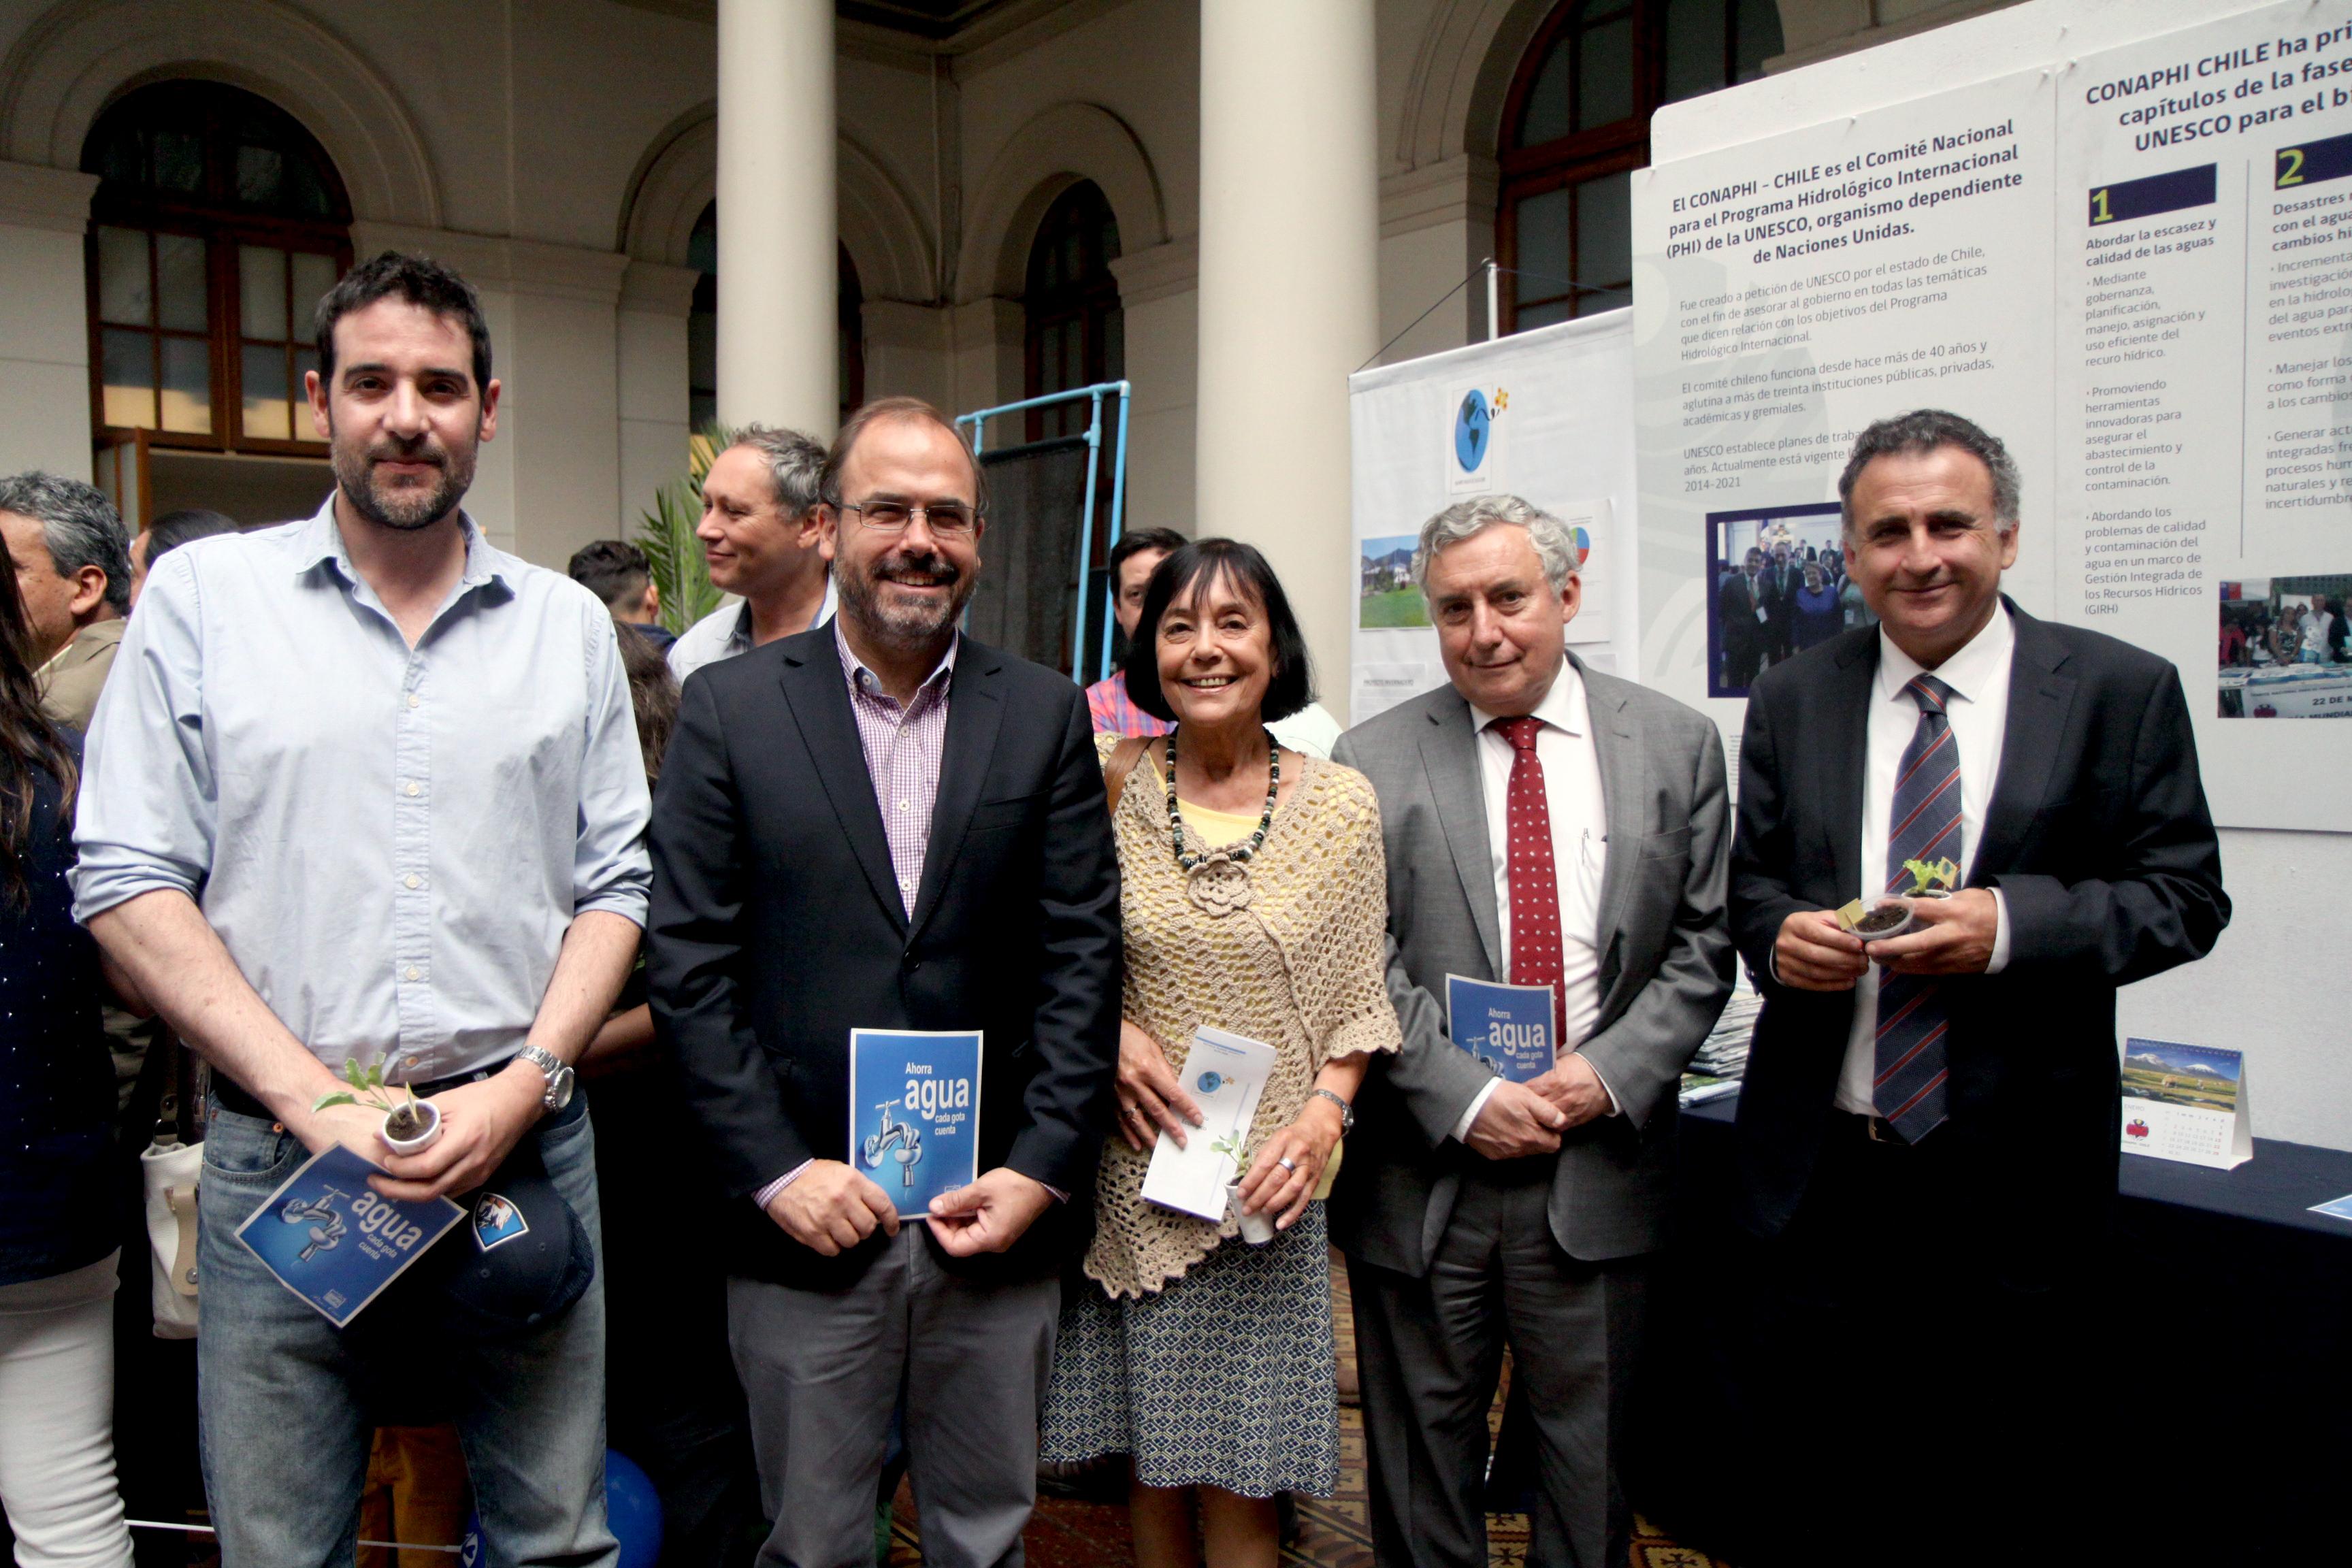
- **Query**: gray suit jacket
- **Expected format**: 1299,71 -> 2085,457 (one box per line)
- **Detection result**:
1328,656 -> 1733,1274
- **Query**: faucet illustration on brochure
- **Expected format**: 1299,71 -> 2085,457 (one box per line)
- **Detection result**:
862,1098 -> 924,1187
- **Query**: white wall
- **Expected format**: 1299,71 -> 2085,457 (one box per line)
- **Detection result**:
1652,0 -> 2352,1153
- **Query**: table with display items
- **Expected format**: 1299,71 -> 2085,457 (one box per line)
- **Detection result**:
1620,1092 -> 2352,1563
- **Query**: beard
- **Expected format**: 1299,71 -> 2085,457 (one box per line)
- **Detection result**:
836,544 -> 975,645
330,429 -> 476,533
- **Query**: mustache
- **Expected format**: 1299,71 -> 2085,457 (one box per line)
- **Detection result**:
364,441 -> 448,469
872,552 -> 960,586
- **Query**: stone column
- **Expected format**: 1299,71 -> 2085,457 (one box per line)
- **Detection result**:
1194,0 -> 1379,723
0,162 -> 99,482
717,0 -> 837,438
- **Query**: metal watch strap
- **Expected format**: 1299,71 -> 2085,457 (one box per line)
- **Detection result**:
514,1045 -> 566,1105
1309,1087 -> 1354,1134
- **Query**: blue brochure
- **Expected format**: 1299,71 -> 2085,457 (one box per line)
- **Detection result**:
1446,974 -> 1556,1084
234,1144 -> 465,1328
849,1029 -> 984,1220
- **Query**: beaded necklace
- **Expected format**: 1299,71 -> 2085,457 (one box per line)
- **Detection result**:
1164,726 -> 1280,872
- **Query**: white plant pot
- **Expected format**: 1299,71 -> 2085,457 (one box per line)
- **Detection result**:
1226,1181 -> 1277,1245
1850,897 -> 1918,942
379,1098 -> 443,1156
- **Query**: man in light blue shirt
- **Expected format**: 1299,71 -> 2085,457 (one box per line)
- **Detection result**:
74,252 -> 647,1568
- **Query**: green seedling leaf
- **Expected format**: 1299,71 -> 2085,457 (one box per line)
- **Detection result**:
313,1091 -> 358,1112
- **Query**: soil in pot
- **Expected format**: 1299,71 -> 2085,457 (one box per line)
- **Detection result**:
1850,900 -> 1913,938
385,1106 -> 428,1141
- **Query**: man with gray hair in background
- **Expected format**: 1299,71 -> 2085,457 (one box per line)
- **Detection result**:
668,423 -> 835,683
0,472 -> 131,733
1331,493 -> 1733,1568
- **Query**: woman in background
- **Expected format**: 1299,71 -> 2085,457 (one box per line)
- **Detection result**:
583,621 -> 760,1567
0,564 -> 135,1568
1791,561 -> 1844,651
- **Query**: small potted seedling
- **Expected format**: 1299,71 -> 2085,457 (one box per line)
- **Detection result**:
1835,857 -> 1961,943
313,1060 -> 442,1156
1901,857 -> 1961,901
1215,1133 -> 1277,1245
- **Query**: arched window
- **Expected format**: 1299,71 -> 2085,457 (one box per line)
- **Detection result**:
1500,0 -> 1779,329
83,81 -> 351,453
1023,181 -> 1122,441
686,201 -> 864,431
687,201 -> 717,432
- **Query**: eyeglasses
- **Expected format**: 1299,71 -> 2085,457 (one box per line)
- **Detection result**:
834,500 -> 979,536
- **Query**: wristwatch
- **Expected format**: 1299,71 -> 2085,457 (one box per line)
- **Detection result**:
513,1045 -> 575,1111
1309,1087 -> 1354,1135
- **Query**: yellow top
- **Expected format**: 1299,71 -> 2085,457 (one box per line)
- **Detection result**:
1178,800 -> 1258,846
1145,755 -> 1265,849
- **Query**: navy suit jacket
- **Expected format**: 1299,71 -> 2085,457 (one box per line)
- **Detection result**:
1728,599 -> 2229,1282
646,627 -> 1122,1287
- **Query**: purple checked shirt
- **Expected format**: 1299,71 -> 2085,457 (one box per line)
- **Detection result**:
836,622 -> 958,918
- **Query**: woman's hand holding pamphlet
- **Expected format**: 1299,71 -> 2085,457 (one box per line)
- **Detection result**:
1139,1026 -> 1278,1221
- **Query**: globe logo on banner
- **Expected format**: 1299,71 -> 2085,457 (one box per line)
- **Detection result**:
1454,389 -> 1492,472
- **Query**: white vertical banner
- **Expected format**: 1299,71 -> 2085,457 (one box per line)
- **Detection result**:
2053,0 -> 2352,830
1347,312 -> 1639,723
1631,69 -> 2060,739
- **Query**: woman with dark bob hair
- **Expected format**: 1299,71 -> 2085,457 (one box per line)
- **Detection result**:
1041,538 -> 1401,1566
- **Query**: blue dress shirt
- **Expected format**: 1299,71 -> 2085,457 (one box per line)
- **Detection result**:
71,500 -> 652,1083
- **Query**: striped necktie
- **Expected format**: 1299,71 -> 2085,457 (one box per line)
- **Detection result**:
1874,673 -> 1959,1142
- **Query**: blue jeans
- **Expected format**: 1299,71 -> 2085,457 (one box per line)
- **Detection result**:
197,1097 -> 616,1568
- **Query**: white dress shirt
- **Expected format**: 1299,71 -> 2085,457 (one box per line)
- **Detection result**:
667,575 -> 838,685
1451,660 -> 1616,1141
1835,605 -> 2016,1115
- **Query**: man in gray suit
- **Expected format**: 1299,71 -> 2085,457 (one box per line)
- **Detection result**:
1331,495 -> 1733,1568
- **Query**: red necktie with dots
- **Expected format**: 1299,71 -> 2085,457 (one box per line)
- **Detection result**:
1494,715 -> 1563,1042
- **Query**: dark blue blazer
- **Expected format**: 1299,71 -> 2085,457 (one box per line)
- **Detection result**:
646,627 -> 1122,1286
1728,600 -> 2230,1282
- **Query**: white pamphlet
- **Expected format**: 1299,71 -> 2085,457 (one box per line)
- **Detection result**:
1139,1026 -> 1279,1222
2119,1039 -> 2252,1171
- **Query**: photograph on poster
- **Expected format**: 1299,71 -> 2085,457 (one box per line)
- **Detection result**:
2217,574 -> 2352,717
1704,502 -> 1862,698
1360,534 -> 1426,628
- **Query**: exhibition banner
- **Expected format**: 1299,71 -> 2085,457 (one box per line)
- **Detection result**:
1348,312 -> 1635,723
1631,69 -> 2058,762
2055,3 -> 2352,830
1633,0 -> 2352,832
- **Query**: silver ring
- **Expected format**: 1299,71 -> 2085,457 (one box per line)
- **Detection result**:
1277,1157 -> 1297,1172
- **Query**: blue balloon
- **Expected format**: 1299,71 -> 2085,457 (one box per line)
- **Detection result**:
453,1452 -> 661,1568
605,1450 -> 664,1568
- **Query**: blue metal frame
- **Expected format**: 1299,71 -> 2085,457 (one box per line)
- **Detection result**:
956,380 -> 1132,685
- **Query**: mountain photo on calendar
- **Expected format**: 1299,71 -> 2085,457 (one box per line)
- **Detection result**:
2120,1041 -> 2242,1115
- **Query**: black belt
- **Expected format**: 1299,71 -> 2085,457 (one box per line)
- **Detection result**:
213,1060 -> 512,1124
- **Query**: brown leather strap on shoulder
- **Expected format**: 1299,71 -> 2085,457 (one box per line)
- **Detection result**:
1102,734 -> 1152,815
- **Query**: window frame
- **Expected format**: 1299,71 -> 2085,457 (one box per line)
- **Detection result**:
1021,180 -> 1124,444
82,82 -> 353,458
1497,0 -> 1776,331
